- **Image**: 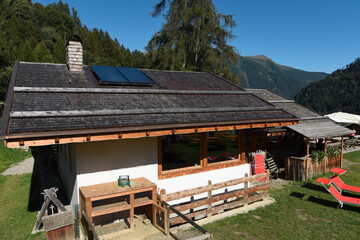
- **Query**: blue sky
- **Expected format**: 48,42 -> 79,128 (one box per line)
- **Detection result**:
35,0 -> 360,73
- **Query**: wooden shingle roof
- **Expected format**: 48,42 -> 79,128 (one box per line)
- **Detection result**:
247,88 -> 353,139
0,62 -> 298,146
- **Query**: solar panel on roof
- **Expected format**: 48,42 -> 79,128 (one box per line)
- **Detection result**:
91,65 -> 154,85
91,65 -> 128,84
116,67 -> 154,84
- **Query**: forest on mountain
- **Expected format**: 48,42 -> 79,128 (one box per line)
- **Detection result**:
0,0 -> 240,101
230,55 -> 327,99
294,58 -> 360,115
0,0 -> 151,101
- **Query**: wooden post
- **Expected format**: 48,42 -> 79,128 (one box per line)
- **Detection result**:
201,133 -> 208,168
130,193 -> 134,229
324,138 -> 328,155
244,173 -> 249,206
158,137 -> 162,176
166,205 -> 170,234
239,130 -> 246,163
341,137 -> 344,169
207,180 -> 212,218
265,169 -> 270,198
306,138 -> 310,180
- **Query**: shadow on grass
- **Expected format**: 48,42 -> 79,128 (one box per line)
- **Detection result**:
301,182 -> 328,193
307,196 -> 360,213
289,192 -> 306,199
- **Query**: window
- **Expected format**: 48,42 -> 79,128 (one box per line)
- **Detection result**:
159,130 -> 245,178
207,131 -> 239,164
161,133 -> 201,171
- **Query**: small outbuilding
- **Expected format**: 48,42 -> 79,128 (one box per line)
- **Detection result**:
246,89 -> 354,181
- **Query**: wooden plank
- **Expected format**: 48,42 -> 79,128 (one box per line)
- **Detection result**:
158,159 -> 243,180
45,225 -> 74,240
244,173 -> 249,206
130,193 -> 134,229
42,211 -> 74,232
162,173 -> 267,202
170,193 -> 266,225
91,201 -> 130,217
44,188 -> 67,212
80,177 -> 155,199
32,198 -> 50,234
207,180 -> 212,218
82,211 -> 100,240
171,184 -> 269,213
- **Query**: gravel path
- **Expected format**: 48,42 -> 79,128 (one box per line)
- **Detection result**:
1,157 -> 34,176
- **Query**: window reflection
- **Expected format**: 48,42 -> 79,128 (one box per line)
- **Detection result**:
161,133 -> 201,171
207,130 -> 239,164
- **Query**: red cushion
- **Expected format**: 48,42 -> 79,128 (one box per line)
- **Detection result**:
330,168 -> 347,175
316,177 -> 332,185
332,176 -> 360,193
329,186 -> 360,205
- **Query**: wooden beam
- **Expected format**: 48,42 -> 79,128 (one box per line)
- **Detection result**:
5,120 -> 298,148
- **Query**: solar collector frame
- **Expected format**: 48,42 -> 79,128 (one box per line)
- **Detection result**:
91,65 -> 154,86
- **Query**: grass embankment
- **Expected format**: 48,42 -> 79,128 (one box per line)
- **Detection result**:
0,140 -> 45,240
203,152 -> 360,240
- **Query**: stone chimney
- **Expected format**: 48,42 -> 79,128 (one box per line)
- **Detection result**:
66,41 -> 83,72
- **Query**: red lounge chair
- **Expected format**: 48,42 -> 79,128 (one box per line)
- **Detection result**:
329,168 -> 347,175
331,175 -> 360,194
316,177 -> 360,208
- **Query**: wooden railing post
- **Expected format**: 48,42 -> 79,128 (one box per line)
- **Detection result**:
244,173 -> 249,206
340,137 -> 344,169
265,169 -> 270,198
207,180 -> 212,218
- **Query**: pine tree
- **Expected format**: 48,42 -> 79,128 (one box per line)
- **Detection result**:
33,41 -> 53,63
53,38 -> 66,63
147,0 -> 238,83
20,41 -> 34,62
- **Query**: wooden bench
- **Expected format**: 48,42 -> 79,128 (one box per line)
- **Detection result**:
344,138 -> 357,149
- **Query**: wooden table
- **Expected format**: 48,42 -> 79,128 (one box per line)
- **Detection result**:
80,177 -> 157,236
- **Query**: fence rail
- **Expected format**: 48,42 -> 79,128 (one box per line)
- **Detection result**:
159,170 -> 270,226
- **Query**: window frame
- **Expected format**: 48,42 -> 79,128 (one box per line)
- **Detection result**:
158,130 -> 246,179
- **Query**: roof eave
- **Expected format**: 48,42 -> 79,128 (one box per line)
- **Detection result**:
3,118 -> 299,147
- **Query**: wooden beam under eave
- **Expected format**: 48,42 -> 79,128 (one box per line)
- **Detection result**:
4,120 -> 298,147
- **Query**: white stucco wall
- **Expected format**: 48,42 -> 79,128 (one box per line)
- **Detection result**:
75,137 -> 158,188
71,137 -> 250,207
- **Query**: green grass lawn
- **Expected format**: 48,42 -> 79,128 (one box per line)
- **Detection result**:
0,140 -> 32,174
0,140 -> 45,240
203,152 -> 360,240
0,138 -> 359,239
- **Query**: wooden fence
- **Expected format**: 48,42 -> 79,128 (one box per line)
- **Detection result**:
285,155 -> 341,181
158,170 -> 270,226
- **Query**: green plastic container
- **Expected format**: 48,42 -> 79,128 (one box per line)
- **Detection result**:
118,175 -> 130,187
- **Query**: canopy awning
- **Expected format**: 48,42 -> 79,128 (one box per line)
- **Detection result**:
325,112 -> 360,125
286,120 -> 354,139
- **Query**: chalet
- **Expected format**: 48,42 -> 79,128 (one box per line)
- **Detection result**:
0,40 -> 299,237
246,89 -> 353,181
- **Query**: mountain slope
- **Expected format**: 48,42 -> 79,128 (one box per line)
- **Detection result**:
294,58 -> 360,115
230,55 -> 327,99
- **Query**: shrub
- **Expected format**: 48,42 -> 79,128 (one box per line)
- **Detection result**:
311,150 -> 326,163
327,147 -> 340,159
